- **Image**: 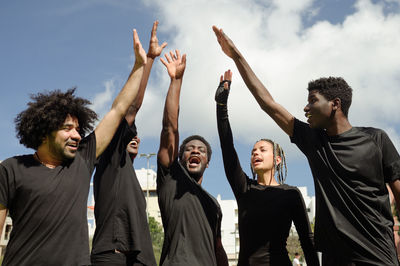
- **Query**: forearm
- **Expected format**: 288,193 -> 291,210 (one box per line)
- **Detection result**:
231,49 -> 274,110
125,57 -> 155,125
158,78 -> 182,167
112,62 -> 145,117
217,104 -> 247,196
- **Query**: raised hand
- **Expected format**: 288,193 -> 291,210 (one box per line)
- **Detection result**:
212,26 -> 236,59
147,21 -> 167,59
215,70 -> 232,105
133,29 -> 147,66
160,50 -> 187,79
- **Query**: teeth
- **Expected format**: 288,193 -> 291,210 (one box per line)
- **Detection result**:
306,114 -> 312,118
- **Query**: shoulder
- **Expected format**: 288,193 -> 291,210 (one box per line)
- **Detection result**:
1,155 -> 34,168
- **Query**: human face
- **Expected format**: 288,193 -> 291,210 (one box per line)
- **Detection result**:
251,141 -> 276,174
47,114 -> 82,161
181,139 -> 209,180
304,90 -> 334,129
126,136 -> 140,158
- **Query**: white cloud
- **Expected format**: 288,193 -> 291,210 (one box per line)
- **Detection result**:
90,79 -> 116,122
135,0 -> 400,155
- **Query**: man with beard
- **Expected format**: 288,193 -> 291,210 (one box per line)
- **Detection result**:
91,21 -> 166,266
156,50 -> 228,266
213,25 -> 400,265
0,28 -> 147,265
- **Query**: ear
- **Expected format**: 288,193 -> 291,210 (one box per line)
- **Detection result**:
332,98 -> 341,111
275,155 -> 282,166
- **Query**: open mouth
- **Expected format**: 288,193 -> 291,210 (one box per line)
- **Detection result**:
128,140 -> 138,148
189,156 -> 201,166
253,158 -> 262,165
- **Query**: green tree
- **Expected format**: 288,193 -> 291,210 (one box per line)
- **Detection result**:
148,216 -> 164,265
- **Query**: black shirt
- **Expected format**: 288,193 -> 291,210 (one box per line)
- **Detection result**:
217,105 -> 319,266
291,118 -> 400,264
0,132 -> 96,266
157,159 -> 222,266
92,120 -> 156,266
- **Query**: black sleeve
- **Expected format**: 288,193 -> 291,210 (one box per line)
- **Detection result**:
96,119 -> 135,168
0,163 -> 13,208
290,118 -> 320,156
291,188 -> 319,266
216,103 -> 248,198
378,130 -> 400,183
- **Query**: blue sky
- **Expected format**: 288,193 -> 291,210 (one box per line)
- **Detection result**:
1,0 -> 400,200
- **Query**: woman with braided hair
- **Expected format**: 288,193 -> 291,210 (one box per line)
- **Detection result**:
215,70 -> 319,266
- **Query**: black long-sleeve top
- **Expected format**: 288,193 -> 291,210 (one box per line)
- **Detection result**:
216,104 -> 319,266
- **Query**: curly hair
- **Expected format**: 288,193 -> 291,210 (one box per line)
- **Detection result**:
307,77 -> 353,117
178,135 -> 212,163
251,139 -> 287,184
15,88 -> 98,150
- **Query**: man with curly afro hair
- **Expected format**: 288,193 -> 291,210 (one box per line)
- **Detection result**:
214,26 -> 400,265
0,27 -> 148,266
156,50 -> 228,266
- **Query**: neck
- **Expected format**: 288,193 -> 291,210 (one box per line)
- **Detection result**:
256,170 -> 279,186
325,117 -> 352,136
35,148 -> 63,169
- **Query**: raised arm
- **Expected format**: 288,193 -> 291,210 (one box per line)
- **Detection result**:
213,26 -> 295,136
158,50 -> 187,167
125,20 -> 167,126
216,70 -> 248,197
94,29 -> 147,158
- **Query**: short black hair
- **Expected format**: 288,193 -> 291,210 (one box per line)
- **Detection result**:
307,77 -> 352,117
15,88 -> 98,150
178,135 -> 212,163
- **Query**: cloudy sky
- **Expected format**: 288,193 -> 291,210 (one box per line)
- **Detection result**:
1,0 -> 399,199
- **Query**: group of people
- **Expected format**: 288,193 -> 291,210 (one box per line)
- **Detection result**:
0,20 -> 399,266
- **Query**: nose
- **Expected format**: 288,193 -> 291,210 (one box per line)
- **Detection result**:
71,128 -> 82,141
304,104 -> 310,112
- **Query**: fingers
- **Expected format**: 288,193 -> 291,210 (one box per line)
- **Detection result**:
175,50 -> 181,60
160,57 -> 168,67
181,54 -> 186,65
220,75 -> 223,82
161,42 -> 168,49
224,69 -> 232,81
133,29 -> 139,47
151,20 -> 159,37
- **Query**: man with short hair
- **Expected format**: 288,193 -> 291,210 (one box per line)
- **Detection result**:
213,26 -> 400,265
91,21 -> 166,266
156,50 -> 228,266
0,28 -> 147,265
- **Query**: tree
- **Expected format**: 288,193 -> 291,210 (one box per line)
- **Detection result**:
148,216 -> 164,264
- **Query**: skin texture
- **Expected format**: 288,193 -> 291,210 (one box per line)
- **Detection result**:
251,140 -> 281,186
180,139 -> 209,184
36,114 -> 82,167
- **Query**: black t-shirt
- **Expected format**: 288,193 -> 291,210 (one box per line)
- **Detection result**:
157,159 -> 222,266
91,120 -> 156,266
291,118 -> 400,264
0,132 -> 96,266
217,105 -> 319,266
